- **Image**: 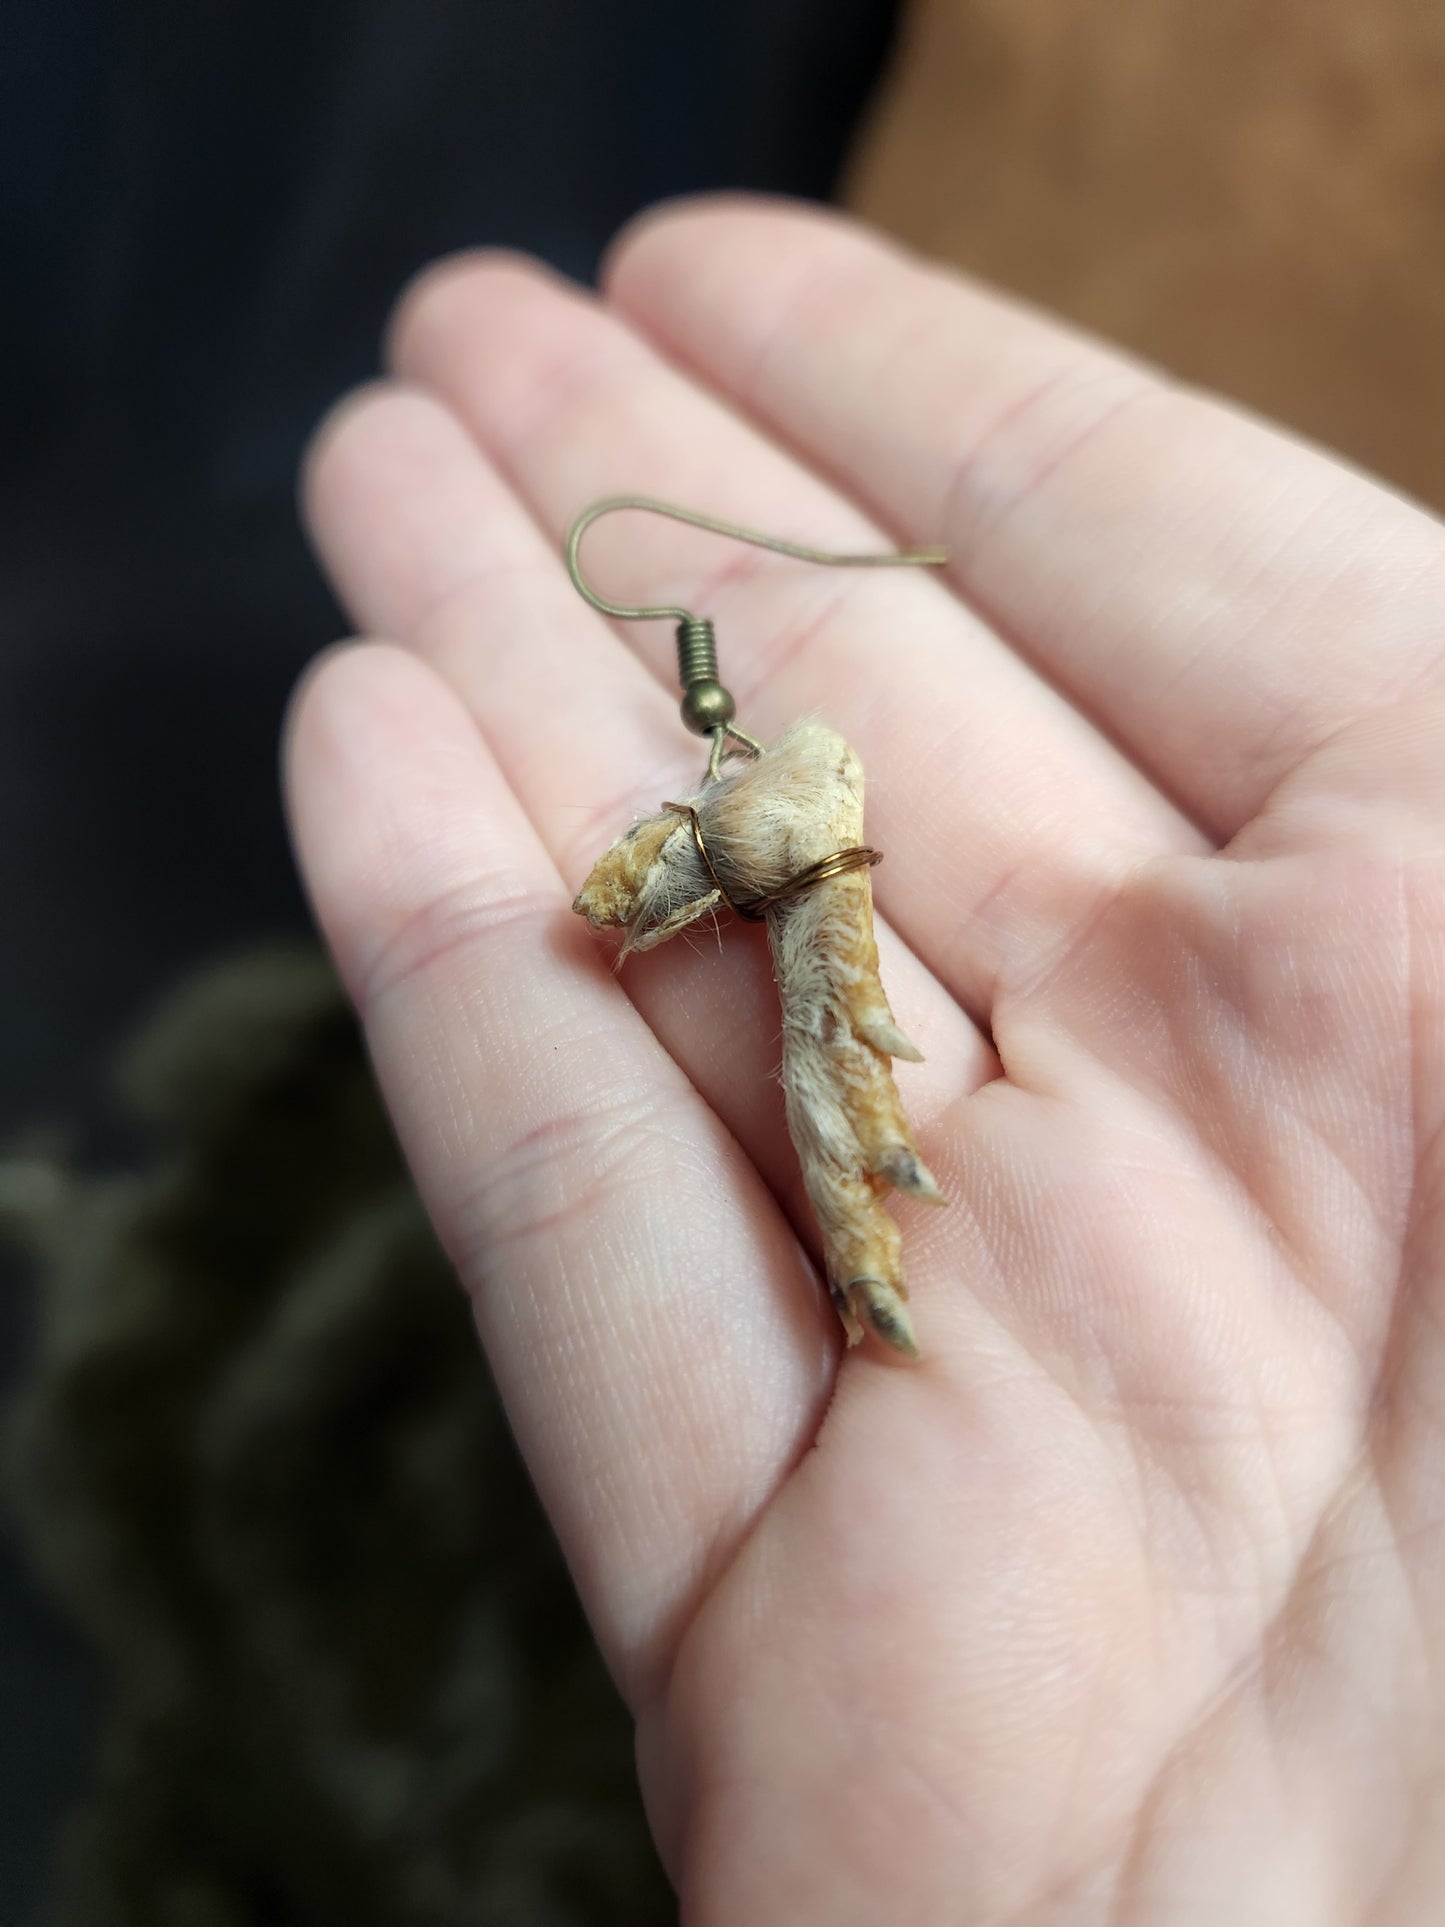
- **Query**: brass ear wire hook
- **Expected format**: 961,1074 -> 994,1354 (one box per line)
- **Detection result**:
565,495 -> 947,781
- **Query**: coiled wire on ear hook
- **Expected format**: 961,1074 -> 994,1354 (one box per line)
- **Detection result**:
565,496 -> 947,780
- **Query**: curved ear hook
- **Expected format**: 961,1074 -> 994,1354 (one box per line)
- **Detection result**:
565,495 -> 947,778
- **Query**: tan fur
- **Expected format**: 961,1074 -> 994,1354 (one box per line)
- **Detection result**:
574,723 -> 943,1357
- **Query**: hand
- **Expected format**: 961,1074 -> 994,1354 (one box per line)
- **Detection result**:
288,198 -> 1445,1924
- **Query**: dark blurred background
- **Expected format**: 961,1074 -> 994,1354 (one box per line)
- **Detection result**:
0,0 -> 903,1144
0,3 -> 901,1917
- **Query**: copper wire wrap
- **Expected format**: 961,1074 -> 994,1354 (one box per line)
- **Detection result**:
662,802 -> 882,922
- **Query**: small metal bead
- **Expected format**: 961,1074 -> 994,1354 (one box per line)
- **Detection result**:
680,680 -> 736,734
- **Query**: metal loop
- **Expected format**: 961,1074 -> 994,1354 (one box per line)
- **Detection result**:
662,801 -> 882,922
741,845 -> 882,917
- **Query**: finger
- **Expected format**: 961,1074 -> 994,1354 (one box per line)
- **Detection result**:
284,639 -> 835,1704
302,384 -> 992,1244
605,197 -> 1445,841
303,383 -> 699,875
381,250 -> 1204,1023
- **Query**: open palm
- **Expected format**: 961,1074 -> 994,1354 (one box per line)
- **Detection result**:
288,199 -> 1445,1923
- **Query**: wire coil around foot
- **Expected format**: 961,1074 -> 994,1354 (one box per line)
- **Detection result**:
662,801 -> 881,922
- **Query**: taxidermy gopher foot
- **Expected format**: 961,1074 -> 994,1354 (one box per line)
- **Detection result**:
574,721 -> 943,1358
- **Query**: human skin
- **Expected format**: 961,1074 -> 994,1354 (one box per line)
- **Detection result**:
288,197 -> 1445,1924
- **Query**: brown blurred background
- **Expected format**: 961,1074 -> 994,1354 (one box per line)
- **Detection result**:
850,0 -> 1445,512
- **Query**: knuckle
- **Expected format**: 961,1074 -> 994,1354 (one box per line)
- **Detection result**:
459,1091 -> 682,1265
358,879 -> 562,1010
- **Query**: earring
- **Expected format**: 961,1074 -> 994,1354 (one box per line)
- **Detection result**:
567,497 -> 947,1360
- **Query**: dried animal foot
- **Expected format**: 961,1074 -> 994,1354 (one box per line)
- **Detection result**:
573,721 -> 943,1357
